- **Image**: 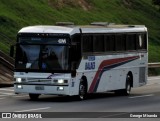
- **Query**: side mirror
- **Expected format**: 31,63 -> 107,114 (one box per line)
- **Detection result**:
10,45 -> 15,57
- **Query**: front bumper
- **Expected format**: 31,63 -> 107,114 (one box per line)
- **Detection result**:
14,83 -> 70,95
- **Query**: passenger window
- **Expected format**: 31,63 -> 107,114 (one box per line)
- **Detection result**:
104,35 -> 115,52
126,34 -> 136,51
93,35 -> 104,52
115,34 -> 126,51
82,35 -> 93,52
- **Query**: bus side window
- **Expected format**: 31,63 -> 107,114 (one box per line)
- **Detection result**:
115,34 -> 126,51
93,35 -> 104,52
104,35 -> 115,52
126,34 -> 136,51
82,35 -> 93,53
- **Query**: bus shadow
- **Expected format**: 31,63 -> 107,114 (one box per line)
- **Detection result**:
24,92 -> 133,102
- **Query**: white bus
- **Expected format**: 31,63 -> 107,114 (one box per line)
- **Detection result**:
11,23 -> 148,100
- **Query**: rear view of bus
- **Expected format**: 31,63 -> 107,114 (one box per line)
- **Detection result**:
11,23 -> 148,100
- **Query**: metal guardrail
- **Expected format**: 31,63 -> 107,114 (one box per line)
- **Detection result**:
0,50 -> 14,71
0,50 -> 14,85
0,57 -> 14,71
148,63 -> 160,68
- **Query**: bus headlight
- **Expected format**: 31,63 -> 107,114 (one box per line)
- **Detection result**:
57,87 -> 64,91
16,78 -> 25,83
57,79 -> 68,84
17,85 -> 23,89
58,79 -> 64,84
16,78 -> 22,83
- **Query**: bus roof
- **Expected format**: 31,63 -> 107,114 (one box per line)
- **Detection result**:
18,25 -> 147,35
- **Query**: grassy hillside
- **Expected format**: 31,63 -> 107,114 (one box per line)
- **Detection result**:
0,0 -> 160,62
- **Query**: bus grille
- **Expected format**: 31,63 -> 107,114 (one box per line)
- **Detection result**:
139,67 -> 146,83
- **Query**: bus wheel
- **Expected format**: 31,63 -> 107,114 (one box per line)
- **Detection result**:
78,79 -> 87,100
29,94 -> 40,100
123,75 -> 132,96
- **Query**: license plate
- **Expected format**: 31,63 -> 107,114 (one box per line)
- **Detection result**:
35,85 -> 44,90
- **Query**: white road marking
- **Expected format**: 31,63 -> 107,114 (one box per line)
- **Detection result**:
0,97 -> 6,100
147,83 -> 160,86
146,77 -> 160,86
0,88 -> 15,97
0,92 -> 14,95
148,77 -> 160,80
0,93 -> 16,97
7,87 -> 14,89
129,94 -> 154,99
15,107 -> 51,112
13,95 -> 28,98
0,88 -> 14,91
0,94 -> 16,97
0,95 -> 9,97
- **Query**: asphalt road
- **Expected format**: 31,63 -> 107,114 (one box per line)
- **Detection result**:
0,76 -> 160,121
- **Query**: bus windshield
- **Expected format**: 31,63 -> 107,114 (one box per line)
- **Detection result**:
15,37 -> 70,72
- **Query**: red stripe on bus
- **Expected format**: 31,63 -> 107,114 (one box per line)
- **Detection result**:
88,56 -> 139,93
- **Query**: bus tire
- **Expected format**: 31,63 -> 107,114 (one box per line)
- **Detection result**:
115,74 -> 132,96
29,94 -> 40,100
123,75 -> 132,96
78,79 -> 87,100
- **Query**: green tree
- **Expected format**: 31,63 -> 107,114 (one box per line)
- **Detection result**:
153,0 -> 160,5
152,0 -> 160,10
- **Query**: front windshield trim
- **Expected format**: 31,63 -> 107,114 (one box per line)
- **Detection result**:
17,43 -> 71,46
18,36 -> 71,45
